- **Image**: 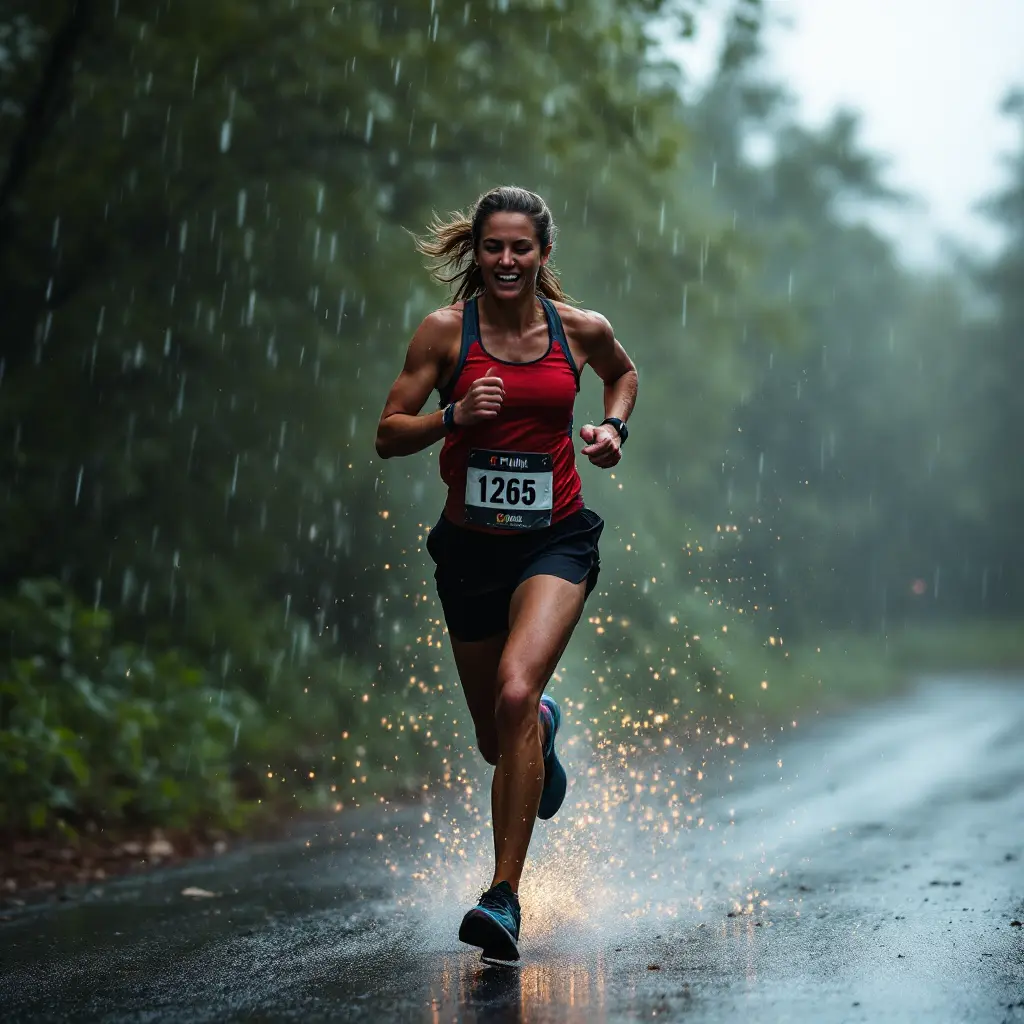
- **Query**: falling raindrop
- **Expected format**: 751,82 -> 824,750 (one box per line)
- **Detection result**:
121,568 -> 135,605
175,373 -> 186,416
186,425 -> 198,473
219,119 -> 232,153
74,465 -> 84,505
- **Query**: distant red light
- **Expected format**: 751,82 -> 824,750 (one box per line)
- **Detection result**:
911,579 -> 927,596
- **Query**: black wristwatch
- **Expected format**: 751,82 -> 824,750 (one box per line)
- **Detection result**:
442,402 -> 458,432
601,417 -> 628,445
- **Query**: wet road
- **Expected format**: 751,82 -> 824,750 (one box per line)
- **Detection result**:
2,675 -> 1022,1023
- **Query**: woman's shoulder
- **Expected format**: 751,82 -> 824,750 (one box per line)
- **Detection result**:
550,301 -> 614,345
417,301 -> 467,339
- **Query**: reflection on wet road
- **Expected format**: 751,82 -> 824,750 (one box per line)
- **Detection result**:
2,676 -> 1022,1022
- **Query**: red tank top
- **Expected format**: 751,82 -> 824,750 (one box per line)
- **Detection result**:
437,296 -> 583,532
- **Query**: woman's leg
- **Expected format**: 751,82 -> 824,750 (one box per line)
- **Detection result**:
490,573 -> 587,892
449,632 -> 507,766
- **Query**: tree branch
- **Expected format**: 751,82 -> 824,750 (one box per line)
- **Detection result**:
0,0 -> 96,249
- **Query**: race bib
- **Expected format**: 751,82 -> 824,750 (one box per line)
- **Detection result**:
465,449 -> 553,530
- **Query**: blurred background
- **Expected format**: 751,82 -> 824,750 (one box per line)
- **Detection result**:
1,0 -> 1021,850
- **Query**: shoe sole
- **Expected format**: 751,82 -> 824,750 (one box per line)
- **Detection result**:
538,696 -> 566,820
459,909 -> 521,961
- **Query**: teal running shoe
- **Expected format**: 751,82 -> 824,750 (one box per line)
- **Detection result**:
458,881 -> 521,961
537,694 -> 567,820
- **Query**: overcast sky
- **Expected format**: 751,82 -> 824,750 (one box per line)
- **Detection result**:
671,0 -> 1024,266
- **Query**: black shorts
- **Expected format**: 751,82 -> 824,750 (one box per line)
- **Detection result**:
425,507 -> 604,642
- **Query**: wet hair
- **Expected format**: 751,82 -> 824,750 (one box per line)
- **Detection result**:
414,186 -> 568,303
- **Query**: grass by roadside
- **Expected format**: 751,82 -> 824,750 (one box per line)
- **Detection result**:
758,619 -> 1024,721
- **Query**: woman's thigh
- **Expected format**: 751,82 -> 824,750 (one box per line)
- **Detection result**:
499,574 -> 588,692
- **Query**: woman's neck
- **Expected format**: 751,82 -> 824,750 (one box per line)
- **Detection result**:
478,289 -> 542,336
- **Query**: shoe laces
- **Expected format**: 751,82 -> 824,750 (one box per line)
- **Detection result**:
479,886 -> 516,914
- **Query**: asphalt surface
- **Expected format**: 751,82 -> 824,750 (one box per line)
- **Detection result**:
1,674 -> 1022,1023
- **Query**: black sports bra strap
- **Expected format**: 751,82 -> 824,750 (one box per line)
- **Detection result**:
438,296 -> 479,407
539,296 -> 580,393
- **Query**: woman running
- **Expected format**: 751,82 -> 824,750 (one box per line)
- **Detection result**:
375,185 -> 637,961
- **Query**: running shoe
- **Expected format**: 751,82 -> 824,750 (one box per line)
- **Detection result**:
458,881 -> 521,961
537,694 -> 567,820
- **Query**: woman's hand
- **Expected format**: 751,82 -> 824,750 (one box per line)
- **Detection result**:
455,368 -> 505,426
579,423 -> 622,468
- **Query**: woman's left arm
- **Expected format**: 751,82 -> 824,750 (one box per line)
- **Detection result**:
574,309 -> 638,469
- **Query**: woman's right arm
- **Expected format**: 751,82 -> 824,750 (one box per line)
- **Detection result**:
375,309 -> 506,459
374,311 -> 453,460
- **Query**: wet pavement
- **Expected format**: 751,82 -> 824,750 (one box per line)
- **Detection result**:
2,675 -> 1022,1023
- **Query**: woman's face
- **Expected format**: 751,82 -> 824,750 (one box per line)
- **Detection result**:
476,212 -> 551,300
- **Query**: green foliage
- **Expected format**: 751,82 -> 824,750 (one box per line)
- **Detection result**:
0,579 -> 257,832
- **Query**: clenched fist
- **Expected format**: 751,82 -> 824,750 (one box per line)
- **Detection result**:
455,367 -> 505,426
579,423 -> 621,469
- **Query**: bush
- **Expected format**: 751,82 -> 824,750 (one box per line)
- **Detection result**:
0,579 -> 260,833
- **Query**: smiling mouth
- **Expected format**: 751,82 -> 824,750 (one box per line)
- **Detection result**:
495,272 -> 520,284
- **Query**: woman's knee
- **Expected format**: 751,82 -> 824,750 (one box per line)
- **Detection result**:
494,675 -> 541,734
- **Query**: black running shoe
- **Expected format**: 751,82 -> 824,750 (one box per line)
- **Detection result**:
458,881 -> 521,961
